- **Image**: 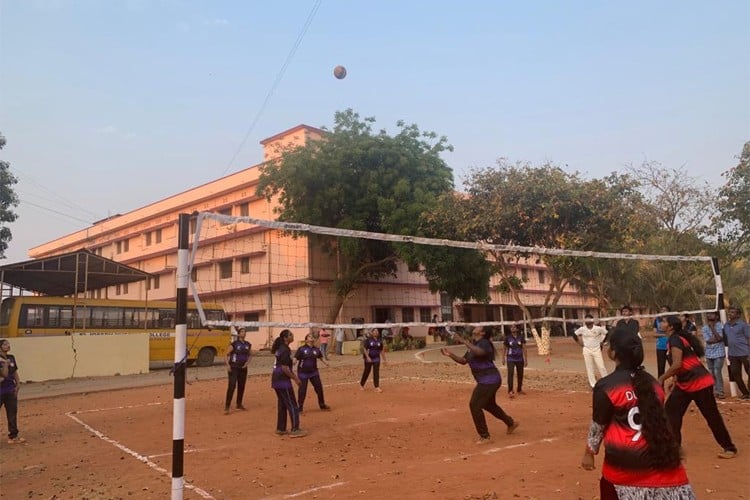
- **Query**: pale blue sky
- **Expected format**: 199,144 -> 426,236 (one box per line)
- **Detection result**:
1,0 -> 748,262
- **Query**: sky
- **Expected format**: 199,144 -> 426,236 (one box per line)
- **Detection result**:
1,0 -> 748,263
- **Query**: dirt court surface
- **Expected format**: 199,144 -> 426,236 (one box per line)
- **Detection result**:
1,339 -> 748,499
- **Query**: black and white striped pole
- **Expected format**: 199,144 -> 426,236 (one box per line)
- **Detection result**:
172,213 -> 189,499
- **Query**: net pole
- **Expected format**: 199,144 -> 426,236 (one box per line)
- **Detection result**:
711,257 -> 737,398
171,214 -> 189,499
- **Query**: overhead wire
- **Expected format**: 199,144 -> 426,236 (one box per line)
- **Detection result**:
221,0 -> 323,176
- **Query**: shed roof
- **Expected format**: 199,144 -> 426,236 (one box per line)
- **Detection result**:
0,250 -> 153,296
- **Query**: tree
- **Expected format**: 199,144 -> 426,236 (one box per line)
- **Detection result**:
716,141 -> 750,258
424,161 -> 641,354
0,133 -> 19,259
256,109 -> 489,321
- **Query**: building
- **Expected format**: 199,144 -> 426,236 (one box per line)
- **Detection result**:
29,125 -> 598,347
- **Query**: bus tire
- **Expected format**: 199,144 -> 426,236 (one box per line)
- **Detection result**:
196,347 -> 216,367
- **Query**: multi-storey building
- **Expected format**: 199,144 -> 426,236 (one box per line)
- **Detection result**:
29,124 -> 597,347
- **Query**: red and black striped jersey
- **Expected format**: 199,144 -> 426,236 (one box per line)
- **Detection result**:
593,368 -> 689,488
666,334 -> 713,392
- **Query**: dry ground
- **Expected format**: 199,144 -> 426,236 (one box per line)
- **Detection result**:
1,340 -> 748,499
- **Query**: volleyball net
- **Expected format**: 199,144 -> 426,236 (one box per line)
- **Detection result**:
186,211 -> 722,348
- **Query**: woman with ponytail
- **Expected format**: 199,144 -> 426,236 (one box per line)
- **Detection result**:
658,315 -> 737,459
271,330 -> 307,438
582,326 -> 694,499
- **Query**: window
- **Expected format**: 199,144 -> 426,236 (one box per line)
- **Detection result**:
521,268 -> 528,281
116,283 -> 129,295
239,203 -> 249,217
145,232 -> 152,246
419,307 -> 432,323
116,284 -> 122,296
20,305 -> 45,328
240,257 -> 250,274
190,267 -> 198,282
218,207 -> 232,224
155,229 -> 162,244
190,218 -> 197,235
116,239 -> 129,254
49,306 -> 73,328
123,283 -> 128,294
244,312 -> 260,332
147,275 -> 161,291
219,261 -> 233,279
401,307 -> 414,322
538,270 -> 545,284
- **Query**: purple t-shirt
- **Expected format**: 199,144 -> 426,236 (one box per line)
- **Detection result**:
504,334 -> 525,363
295,345 -> 323,380
464,338 -> 501,385
271,344 -> 293,389
362,338 -> 383,363
0,354 -> 18,395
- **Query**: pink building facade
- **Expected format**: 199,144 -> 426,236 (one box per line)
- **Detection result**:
29,125 -> 598,346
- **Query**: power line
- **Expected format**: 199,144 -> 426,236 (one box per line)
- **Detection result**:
20,199 -> 93,224
221,0 -> 323,176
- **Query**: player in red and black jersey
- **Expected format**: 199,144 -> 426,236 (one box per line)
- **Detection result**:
582,326 -> 694,499
658,315 -> 737,459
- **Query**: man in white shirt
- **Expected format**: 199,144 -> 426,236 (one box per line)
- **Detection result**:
574,314 -> 609,388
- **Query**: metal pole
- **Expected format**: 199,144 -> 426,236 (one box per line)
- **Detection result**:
172,214 -> 189,499
712,257 -> 736,398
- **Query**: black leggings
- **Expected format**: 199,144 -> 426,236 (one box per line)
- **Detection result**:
665,385 -> 736,452
298,374 -> 326,410
225,366 -> 248,407
360,361 -> 380,388
0,392 -> 19,439
656,349 -> 669,378
469,382 -> 514,438
507,361 -> 524,392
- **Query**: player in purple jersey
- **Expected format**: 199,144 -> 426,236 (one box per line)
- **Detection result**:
360,328 -> 387,392
441,326 -> 519,444
271,330 -> 307,438
0,339 -> 25,444
295,333 -> 331,412
502,324 -> 528,397
224,328 -> 252,414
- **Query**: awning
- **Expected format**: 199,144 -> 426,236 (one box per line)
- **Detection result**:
0,250 -> 153,296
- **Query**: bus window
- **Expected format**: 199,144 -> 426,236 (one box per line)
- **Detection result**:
0,298 -> 14,326
20,304 -> 46,328
49,306 -> 73,328
91,307 -> 125,328
158,309 -> 176,328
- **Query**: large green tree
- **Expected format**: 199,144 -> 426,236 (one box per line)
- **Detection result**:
423,161 -> 640,353
716,141 -> 750,257
256,109 -> 489,321
0,133 -> 19,258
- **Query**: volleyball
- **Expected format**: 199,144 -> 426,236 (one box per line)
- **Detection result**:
333,65 -> 347,79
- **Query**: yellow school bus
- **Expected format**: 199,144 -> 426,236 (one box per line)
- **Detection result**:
0,296 -> 230,366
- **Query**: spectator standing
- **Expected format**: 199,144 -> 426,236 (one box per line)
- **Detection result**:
724,306 -> 750,400
574,316 -> 609,388
0,339 -> 24,444
702,312 -> 726,399
502,324 -> 527,397
334,326 -> 345,356
318,327 -> 331,360
615,305 -> 640,339
653,305 -> 671,377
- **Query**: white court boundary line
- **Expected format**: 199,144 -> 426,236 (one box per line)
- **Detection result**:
66,410 -> 214,499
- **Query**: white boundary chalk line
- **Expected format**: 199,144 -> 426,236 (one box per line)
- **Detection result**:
66,410 -> 214,499
70,401 -> 164,414
442,437 -> 560,462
